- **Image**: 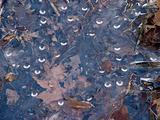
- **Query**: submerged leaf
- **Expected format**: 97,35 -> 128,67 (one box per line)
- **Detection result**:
6,89 -> 19,105
66,97 -> 93,110
5,72 -> 16,82
0,34 -> 16,47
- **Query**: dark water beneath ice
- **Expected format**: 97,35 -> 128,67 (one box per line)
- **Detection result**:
0,0 -> 159,120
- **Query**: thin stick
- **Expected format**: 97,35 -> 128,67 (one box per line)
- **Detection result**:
49,0 -> 60,17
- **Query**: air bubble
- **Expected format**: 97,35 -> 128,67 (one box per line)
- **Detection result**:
67,17 -> 74,22
39,10 -> 46,15
99,70 -> 105,73
150,57 -> 157,62
31,92 -> 38,97
34,70 -> 41,75
121,66 -> 128,72
96,19 -> 103,25
61,6 -> 67,10
114,47 -> 121,51
39,46 -> 46,51
12,64 -> 16,67
113,25 -> 121,29
38,58 -> 46,63
60,42 -> 67,46
116,57 -> 122,61
104,82 -> 112,88
5,52 -> 12,57
87,97 -> 92,101
58,101 -> 64,106
82,7 -> 88,11
40,19 -> 47,24
23,64 -> 31,69
116,81 -> 123,86
88,33 -> 95,36
55,54 -> 60,58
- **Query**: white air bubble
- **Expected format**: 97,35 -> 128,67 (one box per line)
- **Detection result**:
116,81 -> 123,86
61,6 -> 67,10
34,70 -> 41,75
82,7 -> 88,11
55,54 -> 60,58
150,57 -> 157,62
121,67 -> 128,72
114,47 -> 121,51
39,46 -> 45,51
60,42 -> 67,46
67,18 -> 74,22
87,97 -> 92,101
38,58 -> 45,63
113,25 -> 121,29
88,33 -> 95,36
58,101 -> 64,106
99,70 -> 105,73
96,19 -> 103,25
6,52 -> 12,57
40,20 -> 47,24
116,57 -> 122,61
39,10 -> 46,15
31,92 -> 38,97
12,64 -> 16,67
23,64 -> 30,69
104,82 -> 112,88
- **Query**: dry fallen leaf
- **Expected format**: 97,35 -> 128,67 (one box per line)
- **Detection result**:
153,98 -> 160,117
19,31 -> 39,41
153,0 -> 160,26
66,97 -> 93,110
6,89 -> 19,105
0,34 -> 16,47
101,60 -> 112,73
33,63 -> 76,104
5,72 -> 16,82
110,105 -> 129,120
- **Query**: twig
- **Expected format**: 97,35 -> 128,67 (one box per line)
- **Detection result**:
49,0 -> 60,17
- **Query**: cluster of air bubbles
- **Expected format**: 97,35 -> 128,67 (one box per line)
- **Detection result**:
104,80 -> 124,88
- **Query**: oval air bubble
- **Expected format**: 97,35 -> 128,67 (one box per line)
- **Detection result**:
39,10 -> 46,15
58,101 -> 64,106
23,64 -> 31,69
34,70 -> 41,75
38,58 -> 46,63
113,25 -> 121,29
116,81 -> 123,86
31,92 -> 38,97
39,46 -> 46,51
104,82 -> 112,88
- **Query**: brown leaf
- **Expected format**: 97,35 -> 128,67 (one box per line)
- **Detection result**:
154,0 -> 160,26
6,89 -> 19,105
19,31 -> 39,41
5,72 -> 16,82
101,60 -> 112,73
0,34 -> 16,47
110,105 -> 129,120
70,55 -> 81,70
33,63 -> 75,104
67,97 -> 93,110
36,90 -> 63,104
153,98 -> 160,117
